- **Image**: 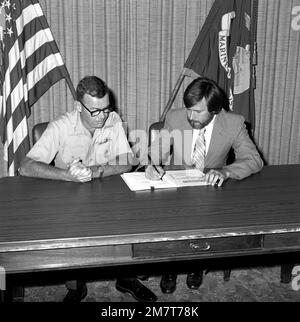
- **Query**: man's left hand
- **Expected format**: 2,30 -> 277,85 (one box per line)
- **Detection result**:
68,159 -> 92,182
204,169 -> 229,187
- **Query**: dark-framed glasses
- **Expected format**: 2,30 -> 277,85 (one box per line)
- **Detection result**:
81,101 -> 113,117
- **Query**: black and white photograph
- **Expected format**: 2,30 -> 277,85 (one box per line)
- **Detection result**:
0,0 -> 299,309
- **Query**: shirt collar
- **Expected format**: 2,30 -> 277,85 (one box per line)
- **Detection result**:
203,115 -> 216,132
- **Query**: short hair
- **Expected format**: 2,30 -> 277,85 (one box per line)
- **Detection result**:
76,76 -> 108,101
183,77 -> 229,113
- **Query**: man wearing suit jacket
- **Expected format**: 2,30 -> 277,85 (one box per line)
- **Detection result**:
145,77 -> 264,293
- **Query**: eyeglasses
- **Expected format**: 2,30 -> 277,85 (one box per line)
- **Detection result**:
81,101 -> 113,117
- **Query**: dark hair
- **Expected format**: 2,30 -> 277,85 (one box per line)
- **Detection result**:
183,77 -> 229,113
76,76 -> 108,101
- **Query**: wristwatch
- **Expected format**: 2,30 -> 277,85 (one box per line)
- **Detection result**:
92,166 -> 104,179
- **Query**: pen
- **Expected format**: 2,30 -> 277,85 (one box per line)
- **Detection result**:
69,158 -> 82,167
153,165 -> 164,180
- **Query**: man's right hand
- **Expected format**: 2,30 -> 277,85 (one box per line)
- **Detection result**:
145,165 -> 165,181
68,159 -> 92,182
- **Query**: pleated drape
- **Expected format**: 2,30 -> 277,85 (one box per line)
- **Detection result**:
255,0 -> 300,164
32,0 -> 213,129
0,0 -> 299,177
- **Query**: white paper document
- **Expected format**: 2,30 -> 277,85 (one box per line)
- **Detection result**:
121,169 -> 207,191
165,169 -> 207,187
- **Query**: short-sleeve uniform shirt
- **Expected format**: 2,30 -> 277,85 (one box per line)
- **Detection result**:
27,109 -> 132,169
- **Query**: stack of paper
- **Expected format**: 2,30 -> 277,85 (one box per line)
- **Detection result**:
166,169 -> 207,187
121,169 -> 207,191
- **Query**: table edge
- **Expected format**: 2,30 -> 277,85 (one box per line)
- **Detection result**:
1,223 -> 300,253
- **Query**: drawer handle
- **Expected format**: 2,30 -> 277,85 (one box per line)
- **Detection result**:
189,242 -> 211,251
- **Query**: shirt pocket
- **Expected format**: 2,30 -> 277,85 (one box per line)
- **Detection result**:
60,134 -> 91,166
88,140 -> 112,165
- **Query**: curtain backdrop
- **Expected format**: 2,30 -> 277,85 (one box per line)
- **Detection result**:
0,0 -> 299,177
255,0 -> 300,165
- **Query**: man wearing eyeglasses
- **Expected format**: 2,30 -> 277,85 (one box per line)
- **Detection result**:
19,76 -> 157,303
20,76 -> 132,181
145,77 -> 264,294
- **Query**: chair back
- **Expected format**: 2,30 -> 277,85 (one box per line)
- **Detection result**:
32,122 -> 49,145
148,120 -> 175,167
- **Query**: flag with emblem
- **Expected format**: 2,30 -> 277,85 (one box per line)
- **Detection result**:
0,0 -> 75,176
184,0 -> 258,127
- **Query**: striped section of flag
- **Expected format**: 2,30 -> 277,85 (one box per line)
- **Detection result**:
0,0 -> 74,176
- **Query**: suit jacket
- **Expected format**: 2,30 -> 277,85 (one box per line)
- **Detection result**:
150,108 -> 263,180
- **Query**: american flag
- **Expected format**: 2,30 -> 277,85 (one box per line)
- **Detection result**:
0,0 -> 75,176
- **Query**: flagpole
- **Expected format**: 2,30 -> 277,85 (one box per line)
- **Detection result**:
249,0 -> 259,133
160,68 -> 188,122
65,73 -> 76,100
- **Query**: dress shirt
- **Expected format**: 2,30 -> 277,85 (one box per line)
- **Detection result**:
27,108 -> 132,169
191,115 -> 216,160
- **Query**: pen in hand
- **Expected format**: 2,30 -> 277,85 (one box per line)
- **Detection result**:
153,165 -> 165,181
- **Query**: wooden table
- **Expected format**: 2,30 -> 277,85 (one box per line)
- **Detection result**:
0,165 -> 300,276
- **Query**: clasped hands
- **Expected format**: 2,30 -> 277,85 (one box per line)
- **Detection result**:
145,165 -> 229,187
68,158 -> 104,182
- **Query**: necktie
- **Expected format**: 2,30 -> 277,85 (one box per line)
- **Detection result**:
191,129 -> 206,171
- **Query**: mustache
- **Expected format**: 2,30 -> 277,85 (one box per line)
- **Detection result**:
188,120 -> 205,130
187,118 -> 202,126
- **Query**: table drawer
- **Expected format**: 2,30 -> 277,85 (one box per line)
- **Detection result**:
133,235 -> 262,259
264,232 -> 300,249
